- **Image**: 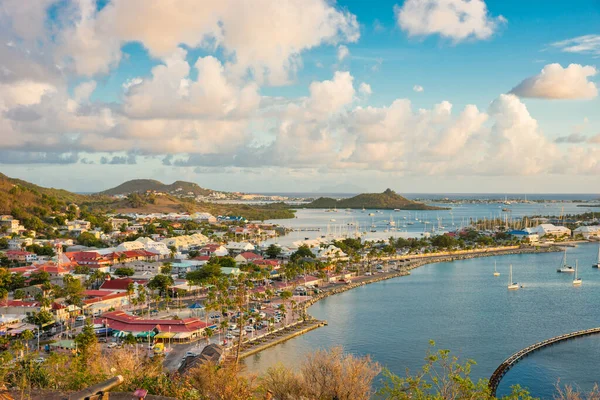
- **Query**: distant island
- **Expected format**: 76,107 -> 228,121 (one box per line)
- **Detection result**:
304,189 -> 448,210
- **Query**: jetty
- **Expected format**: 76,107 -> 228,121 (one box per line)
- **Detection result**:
489,327 -> 600,396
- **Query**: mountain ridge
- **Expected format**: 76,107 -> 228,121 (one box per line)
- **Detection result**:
99,179 -> 213,196
305,188 -> 447,210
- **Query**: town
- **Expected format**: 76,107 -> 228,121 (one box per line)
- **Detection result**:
1,199 -> 599,375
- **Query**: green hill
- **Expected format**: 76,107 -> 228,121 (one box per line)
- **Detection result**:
305,189 -> 447,210
99,179 -> 213,196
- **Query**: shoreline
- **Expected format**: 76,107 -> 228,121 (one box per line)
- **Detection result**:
240,245 -> 561,360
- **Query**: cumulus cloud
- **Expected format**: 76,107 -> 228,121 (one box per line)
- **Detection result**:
337,45 -> 349,61
413,85 -> 424,92
552,35 -> 600,56
123,49 -> 260,119
359,83 -> 372,96
56,0 -> 359,84
510,63 -> 598,100
395,0 -> 505,42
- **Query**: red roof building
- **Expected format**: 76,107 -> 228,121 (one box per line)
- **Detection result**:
95,311 -> 207,339
99,277 -> 147,292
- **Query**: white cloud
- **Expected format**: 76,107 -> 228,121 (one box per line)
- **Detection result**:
395,0 -> 505,42
510,63 -> 598,100
122,77 -> 143,91
359,83 -> 372,96
552,35 -> 600,56
123,49 -> 260,119
413,85 -> 424,92
73,80 -> 96,103
307,71 -> 355,116
337,45 -> 349,61
56,0 -> 359,84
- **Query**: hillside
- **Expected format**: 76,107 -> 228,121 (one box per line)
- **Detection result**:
99,179 -> 213,196
0,174 -> 294,224
305,189 -> 447,210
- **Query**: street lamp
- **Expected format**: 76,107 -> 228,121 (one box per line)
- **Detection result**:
168,326 -> 171,350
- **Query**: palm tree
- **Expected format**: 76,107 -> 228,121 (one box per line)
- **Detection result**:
126,282 -> 135,308
280,290 -> 292,327
202,327 -> 213,345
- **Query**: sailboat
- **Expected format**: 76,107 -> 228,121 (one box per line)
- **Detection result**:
388,215 -> 395,227
493,261 -> 500,277
557,248 -> 575,273
573,260 -> 582,286
508,264 -> 519,290
593,244 -> 600,268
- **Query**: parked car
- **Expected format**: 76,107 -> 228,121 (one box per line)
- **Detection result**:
75,316 -> 85,322
225,333 -> 235,340
228,324 -> 237,331
107,343 -> 117,349
244,326 -> 254,332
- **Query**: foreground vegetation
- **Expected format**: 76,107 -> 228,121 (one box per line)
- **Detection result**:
2,334 -> 597,399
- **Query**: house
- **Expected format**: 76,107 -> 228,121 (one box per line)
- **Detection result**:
116,241 -> 145,252
573,226 -> 600,240
96,310 -> 208,342
83,292 -> 130,315
178,344 -> 224,374
225,242 -> 255,254
234,252 -> 263,264
526,224 -> 571,238
312,245 -> 347,260
160,233 -> 209,251
99,277 -> 147,293
33,263 -> 72,278
0,300 -> 42,315
4,250 -> 37,263
136,237 -> 171,259
111,260 -> 160,274
508,230 -> 539,243
199,244 -> 228,257
8,237 -> 33,250
0,218 -> 26,235
108,218 -> 129,231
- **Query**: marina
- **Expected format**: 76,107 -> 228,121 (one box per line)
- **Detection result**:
244,242 -> 600,398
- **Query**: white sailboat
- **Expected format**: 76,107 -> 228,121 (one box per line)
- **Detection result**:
493,261 -> 500,277
508,264 -> 519,290
593,244 -> 600,268
573,260 -> 582,286
557,248 -> 575,273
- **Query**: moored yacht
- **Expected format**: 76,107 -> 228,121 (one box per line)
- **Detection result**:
593,244 -> 600,268
557,248 -> 574,273
508,264 -> 519,290
573,260 -> 582,286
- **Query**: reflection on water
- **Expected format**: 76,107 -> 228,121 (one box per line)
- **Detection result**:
244,243 -> 600,399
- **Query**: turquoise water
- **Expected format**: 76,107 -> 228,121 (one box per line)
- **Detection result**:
244,243 -> 600,399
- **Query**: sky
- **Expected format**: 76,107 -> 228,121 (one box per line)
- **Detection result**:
0,0 -> 600,194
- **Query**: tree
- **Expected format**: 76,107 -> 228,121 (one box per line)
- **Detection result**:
261,346 -> 381,400
13,289 -> 25,300
114,267 -> 135,277
126,282 -> 135,306
265,244 -> 282,259
160,262 -> 173,275
26,310 -> 54,327
218,257 -> 236,269
73,265 -> 91,275
77,232 -> 104,247
123,333 -> 137,346
75,322 -> 98,361
186,263 -> 222,284
291,245 -> 315,262
377,341 -> 536,400
147,274 -> 174,296
29,271 -> 50,285
280,290 -> 293,326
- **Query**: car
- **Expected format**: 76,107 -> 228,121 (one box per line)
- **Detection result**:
107,343 -> 117,348
258,312 -> 266,318
225,333 -> 235,340
244,326 -> 254,332
228,324 -> 237,331
365,272 -> 372,276
75,316 -> 85,322
34,357 -> 45,364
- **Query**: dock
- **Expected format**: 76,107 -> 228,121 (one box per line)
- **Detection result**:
238,319 -> 327,359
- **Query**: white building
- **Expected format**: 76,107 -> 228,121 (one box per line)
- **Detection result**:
312,245 -> 347,260
160,233 -> 209,251
573,226 -> 600,240
225,241 -> 255,254
136,237 -> 171,258
526,224 -> 571,238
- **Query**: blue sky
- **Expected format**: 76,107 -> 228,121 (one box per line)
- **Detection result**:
1,0 -> 599,193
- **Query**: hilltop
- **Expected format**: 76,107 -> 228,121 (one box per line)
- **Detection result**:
99,179 -> 213,196
0,174 -> 294,223
305,189 -> 447,210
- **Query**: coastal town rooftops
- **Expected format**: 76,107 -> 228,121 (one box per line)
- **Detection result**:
99,277 -> 147,291
97,311 -> 207,333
